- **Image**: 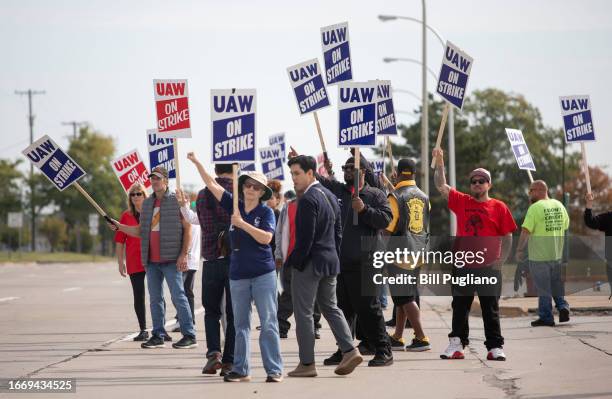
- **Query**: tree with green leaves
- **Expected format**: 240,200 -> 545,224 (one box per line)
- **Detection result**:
379,88 -> 582,235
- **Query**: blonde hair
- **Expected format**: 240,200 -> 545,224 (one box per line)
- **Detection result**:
126,183 -> 149,217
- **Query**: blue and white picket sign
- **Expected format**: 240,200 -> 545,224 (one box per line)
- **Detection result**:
147,129 -> 176,179
239,162 -> 256,172
559,95 -> 596,143
372,158 -> 385,175
22,135 -> 86,191
373,80 -> 397,136
436,41 -> 473,110
321,22 -> 353,85
287,59 -> 330,115
211,89 -> 256,163
338,81 -> 378,148
268,132 -> 286,160
259,145 -> 285,181
505,129 -> 536,171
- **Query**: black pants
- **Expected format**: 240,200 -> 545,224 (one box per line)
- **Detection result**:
449,268 -> 503,350
337,269 -> 390,353
183,270 -> 196,323
129,271 -> 147,331
202,259 -> 235,363
277,265 -> 321,334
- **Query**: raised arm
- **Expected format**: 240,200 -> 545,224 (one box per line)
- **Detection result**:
187,152 -> 225,202
433,148 -> 451,200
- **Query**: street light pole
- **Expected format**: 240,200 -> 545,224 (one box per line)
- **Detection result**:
421,0 -> 429,195
15,89 -> 45,252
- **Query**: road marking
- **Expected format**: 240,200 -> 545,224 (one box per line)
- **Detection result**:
0,296 -> 19,302
62,287 -> 82,292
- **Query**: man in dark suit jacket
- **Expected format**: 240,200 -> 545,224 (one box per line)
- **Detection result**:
285,155 -> 363,378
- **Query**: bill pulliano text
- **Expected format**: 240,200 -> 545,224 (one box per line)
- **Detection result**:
372,272 -> 499,287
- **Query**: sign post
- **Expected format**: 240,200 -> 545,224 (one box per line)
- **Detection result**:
154,79 -> 192,188
505,128 -> 536,183
287,59 -> 331,160
560,95 -> 596,194
431,41 -> 474,168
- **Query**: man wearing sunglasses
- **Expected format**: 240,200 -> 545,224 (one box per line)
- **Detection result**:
433,148 -> 516,362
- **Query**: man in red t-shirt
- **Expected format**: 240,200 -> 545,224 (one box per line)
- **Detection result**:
433,148 -> 516,362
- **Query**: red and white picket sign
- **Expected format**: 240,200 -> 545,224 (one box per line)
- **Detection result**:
111,149 -> 151,193
153,79 -> 191,138
316,153 -> 329,178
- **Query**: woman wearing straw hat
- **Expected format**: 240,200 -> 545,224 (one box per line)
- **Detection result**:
187,152 -> 283,383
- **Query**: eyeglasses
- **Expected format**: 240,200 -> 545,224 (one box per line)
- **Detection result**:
470,179 -> 487,185
243,181 -> 264,191
130,192 -> 144,197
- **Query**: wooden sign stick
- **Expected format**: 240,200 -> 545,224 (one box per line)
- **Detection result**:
581,142 -> 592,194
313,111 -> 329,161
431,102 -> 451,169
173,140 -> 181,188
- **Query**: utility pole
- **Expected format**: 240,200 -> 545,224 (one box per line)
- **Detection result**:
62,121 -> 87,140
15,89 -> 46,251
421,0 -> 429,195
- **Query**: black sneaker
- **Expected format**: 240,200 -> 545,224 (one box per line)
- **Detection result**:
202,353 -> 222,374
141,335 -> 165,349
368,351 -> 394,367
357,341 -> 375,356
163,334 -> 172,342
220,363 -> 233,377
315,328 -> 321,340
323,349 -> 343,366
531,319 -> 555,327
266,374 -> 283,382
559,308 -> 570,323
223,371 -> 251,382
389,335 -> 406,351
133,330 -> 149,342
279,331 -> 288,339
172,336 -> 198,349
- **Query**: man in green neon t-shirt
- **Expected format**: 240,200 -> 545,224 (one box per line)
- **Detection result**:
516,180 -> 570,327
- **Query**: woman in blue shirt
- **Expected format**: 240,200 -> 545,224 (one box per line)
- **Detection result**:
187,152 -> 283,383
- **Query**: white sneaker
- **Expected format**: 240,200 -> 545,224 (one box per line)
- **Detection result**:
440,337 -> 464,359
487,347 -> 506,361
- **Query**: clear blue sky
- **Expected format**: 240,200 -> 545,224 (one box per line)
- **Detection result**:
1,0 -> 610,191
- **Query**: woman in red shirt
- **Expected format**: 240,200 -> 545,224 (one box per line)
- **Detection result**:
115,183 -> 148,341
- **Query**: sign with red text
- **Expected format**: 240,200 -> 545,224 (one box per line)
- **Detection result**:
153,79 -> 191,138
111,149 -> 151,193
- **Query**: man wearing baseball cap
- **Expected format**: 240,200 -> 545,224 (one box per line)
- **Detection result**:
107,166 -> 197,350
432,149 -> 516,361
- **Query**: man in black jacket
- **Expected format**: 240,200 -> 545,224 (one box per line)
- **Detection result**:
286,155 -> 363,378
584,192 -> 612,293
316,155 -> 394,367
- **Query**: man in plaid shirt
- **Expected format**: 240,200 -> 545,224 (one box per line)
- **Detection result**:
195,163 -> 235,376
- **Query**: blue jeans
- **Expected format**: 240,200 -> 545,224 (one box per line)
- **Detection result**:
202,258 -> 235,363
230,270 -> 283,376
146,262 -> 196,338
529,260 -> 570,323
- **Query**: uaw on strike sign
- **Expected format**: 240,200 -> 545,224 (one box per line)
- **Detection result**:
505,129 -> 535,171
147,129 -> 176,179
321,22 -> 352,85
338,82 -> 378,147
111,149 -> 151,192
373,80 -> 397,136
287,59 -> 330,115
559,95 -> 596,143
22,135 -> 86,191
211,89 -> 256,163
154,79 -> 191,138
436,41 -> 473,109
